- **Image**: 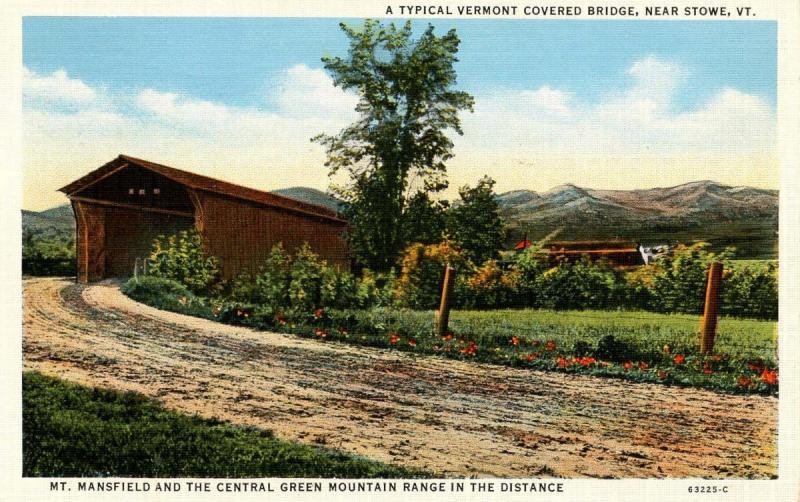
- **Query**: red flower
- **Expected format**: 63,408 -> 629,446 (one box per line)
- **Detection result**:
673,354 -> 685,365
760,368 -> 778,385
545,340 -> 556,352
389,333 -> 401,344
442,332 -> 454,341
623,361 -> 633,371
638,362 -> 649,371
408,338 -> 417,347
702,362 -> 713,375
738,376 -> 752,387
526,353 -> 537,362
314,328 -> 328,338
577,357 -> 596,366
657,370 -> 668,380
557,356 -> 570,368
459,341 -> 478,356
511,336 -> 520,346
314,308 -> 324,319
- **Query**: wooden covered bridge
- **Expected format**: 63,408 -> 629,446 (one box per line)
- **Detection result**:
59,155 -> 349,283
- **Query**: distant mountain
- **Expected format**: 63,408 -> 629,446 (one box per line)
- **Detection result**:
272,187 -> 344,214
37,204 -> 75,221
498,181 -> 778,259
22,204 -> 75,242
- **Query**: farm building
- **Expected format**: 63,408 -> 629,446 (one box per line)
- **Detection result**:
59,155 -> 349,283
514,238 -> 646,266
545,240 -> 643,266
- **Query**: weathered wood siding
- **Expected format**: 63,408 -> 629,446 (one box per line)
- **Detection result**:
73,201 -> 106,283
193,191 -> 349,279
65,157 -> 349,283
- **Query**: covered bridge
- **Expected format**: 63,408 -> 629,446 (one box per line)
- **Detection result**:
59,155 -> 349,283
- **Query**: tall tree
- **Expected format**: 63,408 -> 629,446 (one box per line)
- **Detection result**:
448,176 -> 506,265
401,192 -> 449,245
314,20 -> 474,271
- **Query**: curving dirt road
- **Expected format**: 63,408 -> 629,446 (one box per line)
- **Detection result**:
22,277 -> 777,478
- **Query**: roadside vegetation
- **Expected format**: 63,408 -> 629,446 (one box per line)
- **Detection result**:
22,371 -> 427,478
122,229 -> 778,396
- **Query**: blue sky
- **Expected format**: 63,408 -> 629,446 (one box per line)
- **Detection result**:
24,17 -> 776,111
22,17 -> 777,210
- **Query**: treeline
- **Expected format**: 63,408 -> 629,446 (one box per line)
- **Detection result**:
22,229 -> 76,276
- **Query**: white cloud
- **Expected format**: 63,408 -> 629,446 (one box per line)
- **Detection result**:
22,57 -> 777,210
274,64 -> 360,120
23,67 -> 97,105
24,65 -> 360,210
456,57 -> 774,158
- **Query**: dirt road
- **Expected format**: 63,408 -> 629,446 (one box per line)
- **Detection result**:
22,277 -> 777,478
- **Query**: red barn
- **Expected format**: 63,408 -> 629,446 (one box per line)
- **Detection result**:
545,240 -> 643,266
59,155 -> 349,283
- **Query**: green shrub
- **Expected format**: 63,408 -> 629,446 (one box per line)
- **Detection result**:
456,259 -> 519,309
121,276 -> 213,318
355,269 -> 381,308
394,241 -> 469,310
536,258 -> 628,310
721,263 -> 778,320
230,243 -> 291,307
510,247 -> 548,307
288,243 -> 326,312
646,243 -> 731,314
147,229 -> 221,295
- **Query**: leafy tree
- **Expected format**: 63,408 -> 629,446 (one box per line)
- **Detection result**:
448,176 -> 506,265
401,192 -> 449,245
314,19 -> 474,271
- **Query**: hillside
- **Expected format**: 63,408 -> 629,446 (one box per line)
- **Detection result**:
272,187 -> 344,214
498,181 -> 778,259
22,206 -> 74,242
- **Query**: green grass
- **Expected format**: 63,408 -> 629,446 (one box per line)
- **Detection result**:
22,371 -> 428,478
447,308 -> 777,363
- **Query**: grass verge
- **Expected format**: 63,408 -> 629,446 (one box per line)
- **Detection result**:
22,371 -> 428,478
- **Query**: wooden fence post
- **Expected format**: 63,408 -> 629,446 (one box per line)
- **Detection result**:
700,261 -> 723,354
435,264 -> 456,338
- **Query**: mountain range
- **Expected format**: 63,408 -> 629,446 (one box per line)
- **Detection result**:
22,181 -> 778,259
496,181 -> 777,258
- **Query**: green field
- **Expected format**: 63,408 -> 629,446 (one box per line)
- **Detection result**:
446,308 -> 776,365
22,372 -> 427,478
241,306 -> 778,395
